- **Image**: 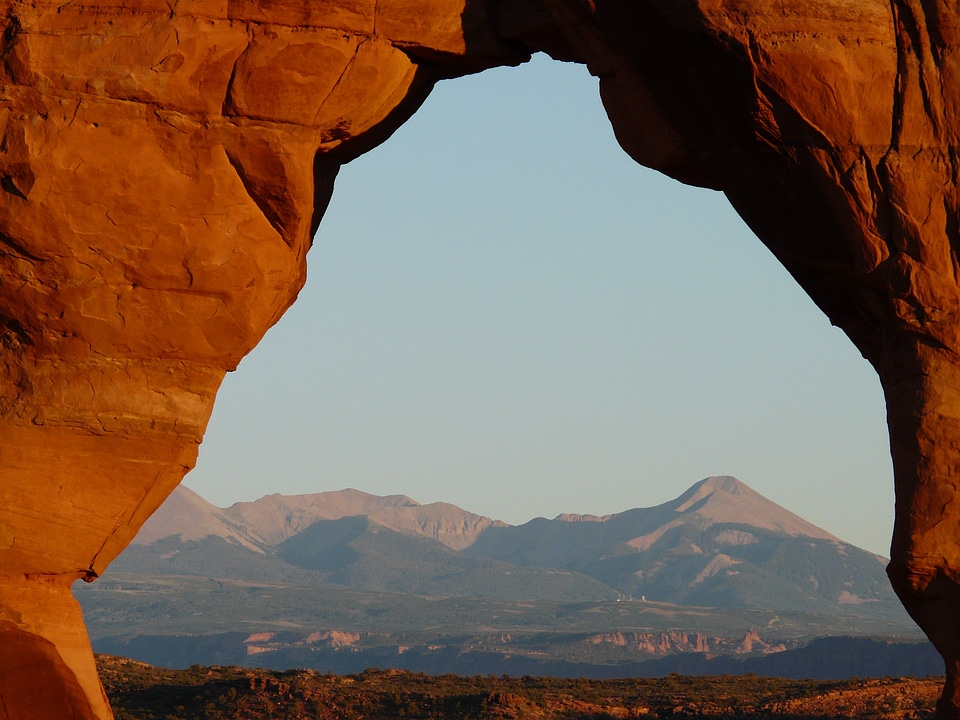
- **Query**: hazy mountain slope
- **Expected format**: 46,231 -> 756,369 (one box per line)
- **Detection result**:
117,515 -> 617,603
83,477 -> 923,677
574,521 -> 895,611
462,477 -> 900,617
367,501 -> 509,551
278,517 -> 617,600
123,476 -> 904,619
463,476 -> 837,567
131,485 -> 266,551
110,536 -> 322,585
222,490 -> 421,546
669,476 -> 839,538
136,486 -> 505,551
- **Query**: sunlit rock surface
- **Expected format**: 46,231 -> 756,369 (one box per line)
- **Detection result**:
2,0 -> 960,716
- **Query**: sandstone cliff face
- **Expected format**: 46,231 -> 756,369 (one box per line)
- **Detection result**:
0,2 -> 525,715
2,0 -> 960,717
534,3 -> 960,715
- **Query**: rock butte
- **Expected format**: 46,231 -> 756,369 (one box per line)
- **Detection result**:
1,0 -> 960,716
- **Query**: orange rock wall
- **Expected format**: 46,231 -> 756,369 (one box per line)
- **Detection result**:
0,1 -> 527,714
3,0 -> 960,717
557,4 -> 960,711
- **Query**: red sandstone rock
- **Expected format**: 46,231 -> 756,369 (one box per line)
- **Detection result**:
533,3 -> 960,716
3,0 -> 960,717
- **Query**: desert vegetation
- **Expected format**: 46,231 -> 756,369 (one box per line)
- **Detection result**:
98,655 -> 940,719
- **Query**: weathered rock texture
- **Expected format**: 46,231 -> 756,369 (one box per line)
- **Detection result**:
1,0 -> 960,717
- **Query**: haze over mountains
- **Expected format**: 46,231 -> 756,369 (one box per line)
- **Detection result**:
78,476 -> 927,677
121,476 -> 899,617
133,485 -> 506,552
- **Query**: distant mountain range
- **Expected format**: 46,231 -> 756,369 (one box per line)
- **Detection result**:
133,485 -> 506,552
119,476 -> 901,617
76,476 -> 925,677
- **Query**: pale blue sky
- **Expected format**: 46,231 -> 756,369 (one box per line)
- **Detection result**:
185,54 -> 895,557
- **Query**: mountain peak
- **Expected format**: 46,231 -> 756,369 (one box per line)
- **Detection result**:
131,484 -> 266,550
677,476 -> 746,507
670,476 -> 838,541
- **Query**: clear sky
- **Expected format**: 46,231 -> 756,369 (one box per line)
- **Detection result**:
184,53 -> 895,558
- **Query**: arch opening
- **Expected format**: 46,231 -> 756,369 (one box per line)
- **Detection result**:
186,55 -> 893,556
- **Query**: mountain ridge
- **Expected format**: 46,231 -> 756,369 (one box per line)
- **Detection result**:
134,486 -> 509,552
122,475 -> 901,620
135,475 -> 847,555
82,476 -> 920,676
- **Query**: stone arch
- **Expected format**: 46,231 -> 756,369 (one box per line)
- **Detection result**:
2,0 -> 960,717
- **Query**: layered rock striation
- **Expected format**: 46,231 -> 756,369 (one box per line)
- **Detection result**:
2,0 -> 960,717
